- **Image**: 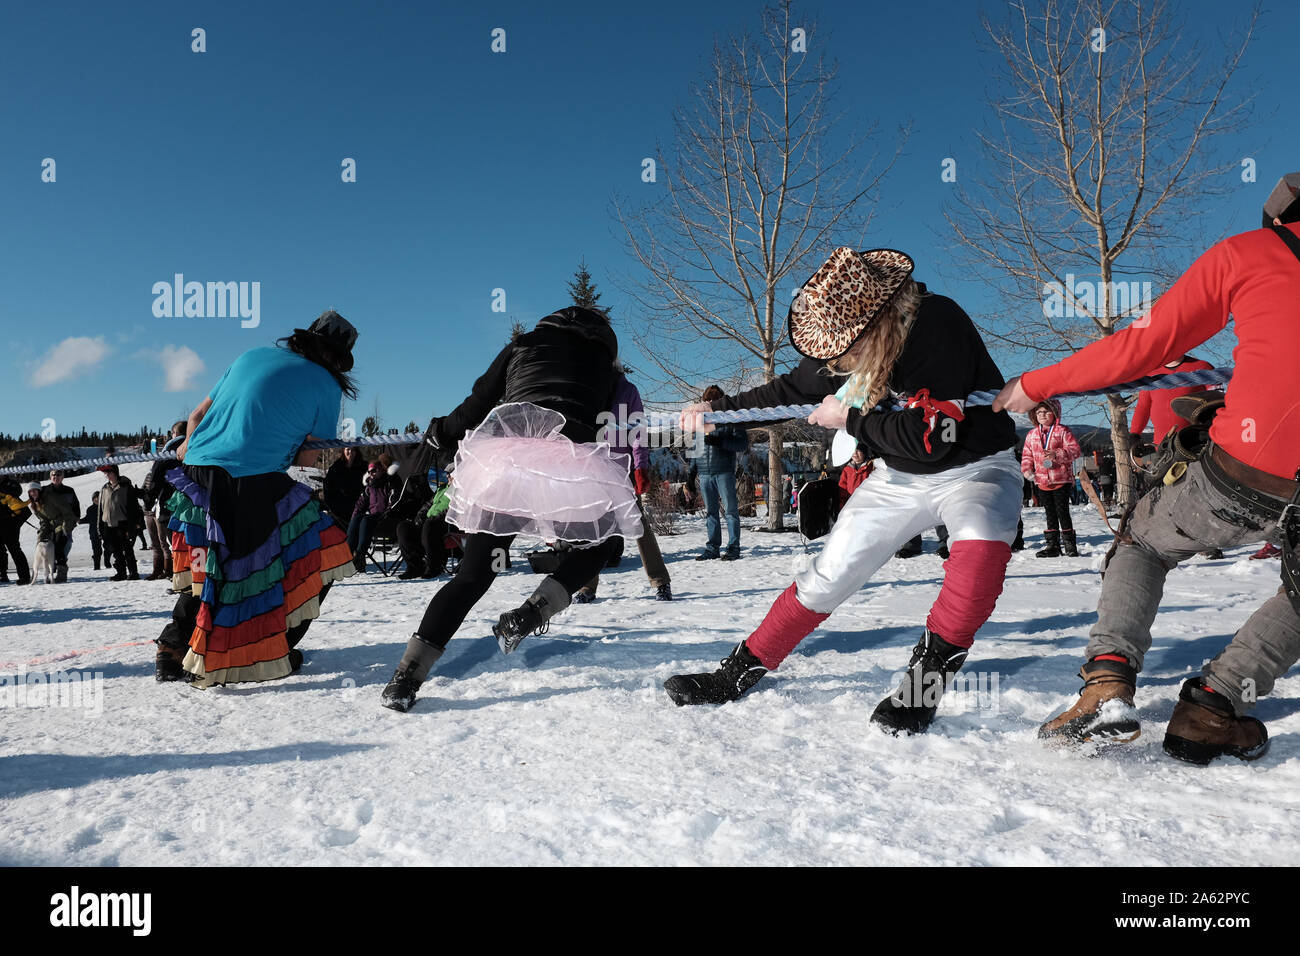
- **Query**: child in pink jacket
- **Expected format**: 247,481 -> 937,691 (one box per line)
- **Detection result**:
1021,399 -> 1082,556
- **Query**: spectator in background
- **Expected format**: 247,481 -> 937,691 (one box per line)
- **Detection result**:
576,369 -> 673,601
397,474 -> 453,580
348,459 -> 393,573
687,384 -> 749,561
27,482 -> 78,583
837,445 -> 874,509
46,469 -> 79,581
1021,399 -> 1082,558
80,491 -> 103,570
324,446 -> 367,524
98,464 -> 143,581
1129,354 -> 1213,445
146,421 -> 188,579
0,476 -> 31,584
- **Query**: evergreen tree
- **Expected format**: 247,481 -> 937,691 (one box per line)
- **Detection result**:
567,259 -> 607,317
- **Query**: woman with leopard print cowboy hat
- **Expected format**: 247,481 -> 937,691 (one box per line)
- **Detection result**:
667,246 -> 1022,734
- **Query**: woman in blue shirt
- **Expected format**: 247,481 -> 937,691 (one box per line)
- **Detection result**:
155,311 -> 361,687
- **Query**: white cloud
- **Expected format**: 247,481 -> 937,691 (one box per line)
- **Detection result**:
29,336 -> 112,387
142,345 -> 206,392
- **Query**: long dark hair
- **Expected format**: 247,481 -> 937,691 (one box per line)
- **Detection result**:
277,331 -> 358,399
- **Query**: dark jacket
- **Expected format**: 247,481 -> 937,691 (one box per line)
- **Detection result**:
32,490 -> 79,537
433,307 -> 619,447
352,474 -> 393,519
47,482 -> 80,518
325,456 -> 367,520
688,425 -> 748,477
144,435 -> 186,512
713,287 -> 1016,475
80,504 -> 101,538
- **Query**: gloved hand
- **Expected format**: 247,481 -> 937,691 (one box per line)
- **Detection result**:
422,416 -> 457,470
634,469 -> 650,497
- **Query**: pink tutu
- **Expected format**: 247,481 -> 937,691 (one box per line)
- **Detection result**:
448,402 -> 644,544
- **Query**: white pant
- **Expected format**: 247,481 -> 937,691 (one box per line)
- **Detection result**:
795,451 -> 1023,613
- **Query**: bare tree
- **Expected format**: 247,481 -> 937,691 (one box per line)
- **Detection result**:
615,0 -> 902,529
946,0 -> 1257,506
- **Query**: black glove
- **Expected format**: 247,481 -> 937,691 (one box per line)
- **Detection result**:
422,416 -> 457,471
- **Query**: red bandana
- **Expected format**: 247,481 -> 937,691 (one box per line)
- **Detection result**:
905,389 -> 966,453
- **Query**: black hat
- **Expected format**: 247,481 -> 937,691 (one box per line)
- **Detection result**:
1263,173 -> 1300,228
295,310 -> 359,371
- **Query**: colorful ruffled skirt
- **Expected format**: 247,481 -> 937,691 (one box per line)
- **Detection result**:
166,465 -> 355,688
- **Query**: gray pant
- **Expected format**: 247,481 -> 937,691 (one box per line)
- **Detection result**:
1086,454 -> 1300,714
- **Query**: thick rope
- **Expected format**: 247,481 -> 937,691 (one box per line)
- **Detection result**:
0,365 -> 1234,476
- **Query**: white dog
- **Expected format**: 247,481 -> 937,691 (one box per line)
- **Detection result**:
31,538 -> 56,584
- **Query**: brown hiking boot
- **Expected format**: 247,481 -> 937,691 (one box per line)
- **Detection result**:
1038,657 -> 1140,743
1163,679 -> 1268,765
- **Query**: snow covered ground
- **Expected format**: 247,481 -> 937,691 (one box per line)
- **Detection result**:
2,464 -> 1298,866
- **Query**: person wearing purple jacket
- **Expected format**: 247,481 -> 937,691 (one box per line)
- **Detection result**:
578,370 -> 672,602
347,459 -> 393,573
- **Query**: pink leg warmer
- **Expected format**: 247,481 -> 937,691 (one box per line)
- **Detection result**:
745,583 -> 830,670
925,539 -> 1012,648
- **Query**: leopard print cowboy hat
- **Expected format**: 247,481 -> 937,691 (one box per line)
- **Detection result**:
788,247 -> 915,360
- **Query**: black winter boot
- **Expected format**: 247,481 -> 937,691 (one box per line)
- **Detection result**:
494,577 -> 571,655
1035,530 -> 1061,558
870,630 -> 969,735
154,643 -> 189,683
1061,529 -> 1079,557
664,640 -> 767,706
1011,520 -> 1025,551
381,635 -> 445,713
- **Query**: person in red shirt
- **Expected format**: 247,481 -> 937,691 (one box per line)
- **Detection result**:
837,445 -> 874,508
1129,354 -> 1213,444
993,173 -> 1300,765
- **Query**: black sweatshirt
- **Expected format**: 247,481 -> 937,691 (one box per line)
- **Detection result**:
713,289 -> 1016,475
435,307 -> 619,446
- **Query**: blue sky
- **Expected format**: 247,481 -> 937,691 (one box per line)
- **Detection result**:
1,0 -> 1293,440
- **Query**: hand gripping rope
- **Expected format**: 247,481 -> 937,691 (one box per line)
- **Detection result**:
0,365 -> 1234,477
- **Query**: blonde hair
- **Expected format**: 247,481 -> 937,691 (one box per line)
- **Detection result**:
828,279 -> 922,408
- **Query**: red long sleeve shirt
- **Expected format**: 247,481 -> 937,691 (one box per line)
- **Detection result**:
1022,223 -> 1300,480
1128,357 -> 1213,441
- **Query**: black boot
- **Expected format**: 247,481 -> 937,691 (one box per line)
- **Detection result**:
1011,520 -> 1025,551
895,535 -> 923,559
397,563 -> 422,580
1061,529 -> 1079,557
381,635 -> 445,713
154,643 -> 189,683
870,630 -> 969,735
664,640 -> 767,706
1035,530 -> 1061,558
494,577 -> 571,655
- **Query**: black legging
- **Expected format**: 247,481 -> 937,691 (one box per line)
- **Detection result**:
396,515 -> 448,573
0,522 -> 30,580
416,532 -> 617,649
1039,485 -> 1074,532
